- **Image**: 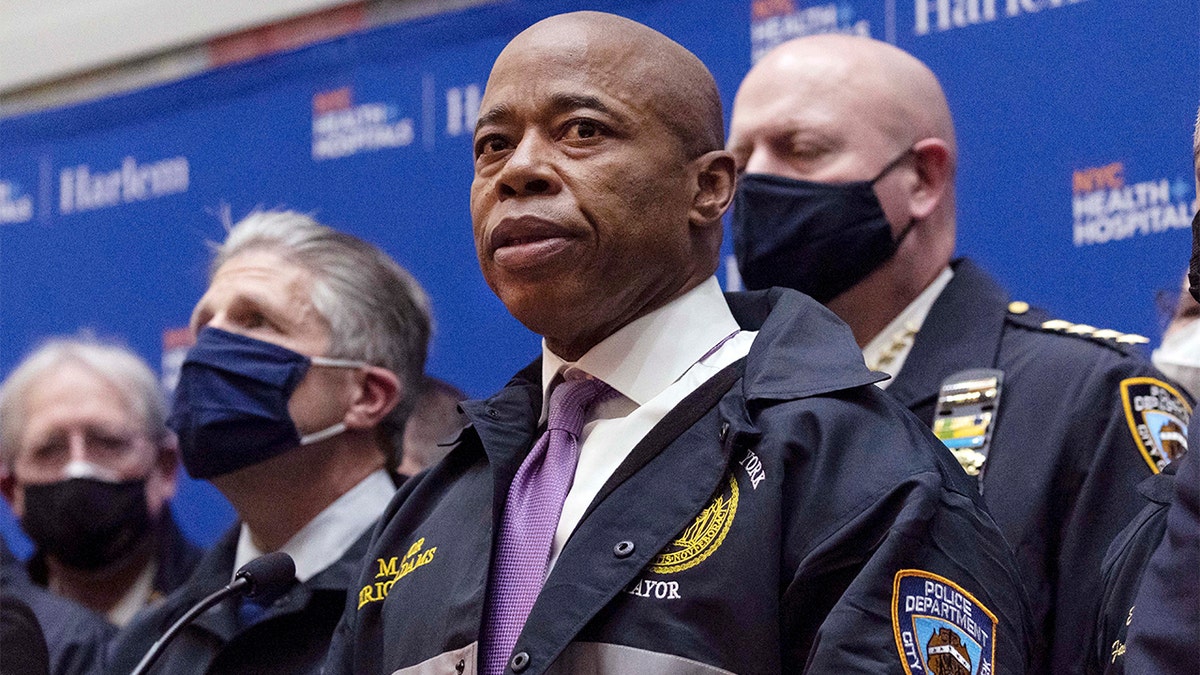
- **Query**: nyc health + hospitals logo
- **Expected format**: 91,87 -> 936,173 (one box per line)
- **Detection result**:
311,87 -> 415,161
750,0 -> 871,64
1071,161 -> 1194,247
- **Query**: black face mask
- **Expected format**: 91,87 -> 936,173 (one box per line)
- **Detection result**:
732,150 -> 916,304
21,477 -> 152,571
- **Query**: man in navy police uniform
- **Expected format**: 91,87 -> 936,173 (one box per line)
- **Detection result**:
728,35 -> 1191,674
325,12 -> 1032,674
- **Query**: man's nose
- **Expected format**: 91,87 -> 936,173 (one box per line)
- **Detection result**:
66,431 -> 89,464
497,133 -> 561,199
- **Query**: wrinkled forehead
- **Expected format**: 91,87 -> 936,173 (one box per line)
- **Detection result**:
22,362 -> 145,432
486,27 -> 655,105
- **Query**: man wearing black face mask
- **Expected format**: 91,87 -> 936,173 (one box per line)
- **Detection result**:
729,34 -> 1191,675
0,338 -> 201,628
106,210 -> 431,675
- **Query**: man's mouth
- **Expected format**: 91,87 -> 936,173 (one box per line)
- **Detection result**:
490,216 -> 577,270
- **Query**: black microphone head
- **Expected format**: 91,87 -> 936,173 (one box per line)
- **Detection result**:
234,551 -> 296,602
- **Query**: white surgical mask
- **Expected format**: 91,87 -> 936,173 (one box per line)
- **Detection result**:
1152,319 -> 1200,399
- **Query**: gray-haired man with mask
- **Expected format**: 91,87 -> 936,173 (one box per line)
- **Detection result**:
0,338 -> 201,628
107,210 -> 431,675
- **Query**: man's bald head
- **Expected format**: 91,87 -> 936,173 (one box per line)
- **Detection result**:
492,11 -> 724,159
731,34 -> 956,179
778,34 -> 952,153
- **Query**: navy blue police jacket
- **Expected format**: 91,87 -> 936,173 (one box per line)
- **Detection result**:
886,259 -> 1191,674
325,287 -> 1033,674
1091,463 -> 1176,673
106,522 -> 372,675
2,537 -> 114,675
1124,448 -> 1199,675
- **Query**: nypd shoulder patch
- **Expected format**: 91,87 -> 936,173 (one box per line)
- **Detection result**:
893,570 -> 996,675
1119,377 -> 1191,472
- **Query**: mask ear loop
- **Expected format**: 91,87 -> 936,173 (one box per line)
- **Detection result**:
893,217 -> 919,247
297,356 -> 372,445
310,356 -> 370,369
868,147 -> 917,185
299,423 -> 348,446
868,146 -> 920,249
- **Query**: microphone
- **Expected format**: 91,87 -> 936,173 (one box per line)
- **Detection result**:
129,551 -> 295,675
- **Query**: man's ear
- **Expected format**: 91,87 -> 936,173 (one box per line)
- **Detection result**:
344,367 -> 402,429
1,467 -> 23,518
907,138 -> 953,221
148,436 -> 180,507
689,150 -> 738,227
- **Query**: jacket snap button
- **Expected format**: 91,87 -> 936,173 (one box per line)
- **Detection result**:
719,421 -> 729,442
456,659 -> 466,673
614,540 -> 635,558
487,408 -> 499,419
510,651 -> 531,672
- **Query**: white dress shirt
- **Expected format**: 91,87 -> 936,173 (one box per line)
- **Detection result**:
234,469 -> 395,583
862,267 -> 954,387
540,277 -> 756,569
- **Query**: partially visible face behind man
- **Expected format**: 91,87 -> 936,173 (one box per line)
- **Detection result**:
1153,274 -> 1200,398
470,12 -> 730,360
6,360 -> 175,570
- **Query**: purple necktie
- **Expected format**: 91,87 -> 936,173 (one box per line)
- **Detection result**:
482,374 -> 617,674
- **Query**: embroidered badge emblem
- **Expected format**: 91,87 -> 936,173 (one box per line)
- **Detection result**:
647,474 -> 738,574
1120,377 -> 1191,472
893,570 -> 997,675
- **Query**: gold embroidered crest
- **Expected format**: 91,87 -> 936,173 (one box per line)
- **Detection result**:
648,474 -> 738,574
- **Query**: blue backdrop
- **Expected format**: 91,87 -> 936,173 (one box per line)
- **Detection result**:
2,0 -> 1197,554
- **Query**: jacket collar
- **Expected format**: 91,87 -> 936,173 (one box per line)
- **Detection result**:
460,364 -> 543,517
153,507 -> 202,597
884,259 -> 1009,410
461,288 -> 883,490
726,287 -> 886,401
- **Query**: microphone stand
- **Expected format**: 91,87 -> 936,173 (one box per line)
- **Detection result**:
129,551 -> 295,675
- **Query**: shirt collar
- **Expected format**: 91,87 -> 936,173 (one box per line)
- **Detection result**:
862,266 -> 954,381
540,277 -> 740,414
235,469 -> 394,583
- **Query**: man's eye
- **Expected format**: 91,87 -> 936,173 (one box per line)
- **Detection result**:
232,310 -> 266,330
563,120 -> 605,141
474,135 -> 509,159
31,443 -> 65,461
92,435 -> 130,452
